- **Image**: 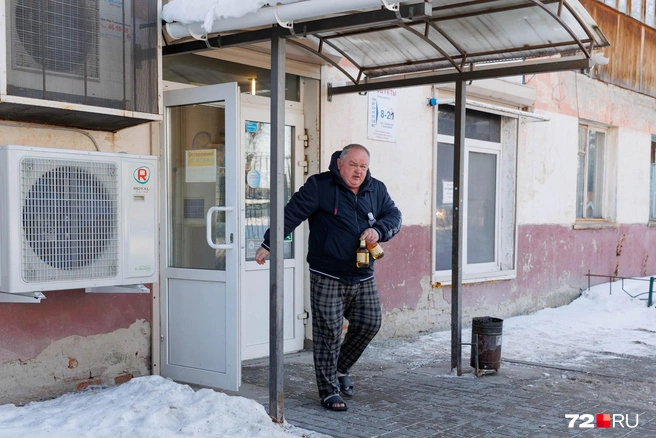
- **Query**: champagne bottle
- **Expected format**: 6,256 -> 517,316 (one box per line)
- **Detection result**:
356,239 -> 370,268
367,242 -> 384,260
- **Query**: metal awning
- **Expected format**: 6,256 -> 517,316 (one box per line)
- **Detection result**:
163,0 -> 609,90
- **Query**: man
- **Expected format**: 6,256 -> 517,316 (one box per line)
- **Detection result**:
255,144 -> 402,411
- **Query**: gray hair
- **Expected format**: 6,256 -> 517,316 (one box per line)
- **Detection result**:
340,144 -> 370,160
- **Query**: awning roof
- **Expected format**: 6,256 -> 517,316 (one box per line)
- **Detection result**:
162,0 -> 610,93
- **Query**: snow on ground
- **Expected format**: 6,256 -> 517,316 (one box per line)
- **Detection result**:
367,276 -> 656,369
0,376 -> 325,438
0,276 -> 654,437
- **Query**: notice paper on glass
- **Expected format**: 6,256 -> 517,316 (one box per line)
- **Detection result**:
442,180 -> 453,205
186,149 -> 216,183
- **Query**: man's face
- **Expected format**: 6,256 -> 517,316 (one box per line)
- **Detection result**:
337,148 -> 369,191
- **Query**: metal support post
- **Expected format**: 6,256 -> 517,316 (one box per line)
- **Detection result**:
269,27 -> 286,423
450,79 -> 466,376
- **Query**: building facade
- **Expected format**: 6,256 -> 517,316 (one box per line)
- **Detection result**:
0,0 -> 654,403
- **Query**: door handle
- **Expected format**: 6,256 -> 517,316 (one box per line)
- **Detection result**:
206,206 -> 234,249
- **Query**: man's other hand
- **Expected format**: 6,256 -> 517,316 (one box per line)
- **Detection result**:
255,247 -> 270,265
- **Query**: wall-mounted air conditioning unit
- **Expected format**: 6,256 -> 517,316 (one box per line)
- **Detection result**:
0,0 -> 161,131
0,145 -> 158,301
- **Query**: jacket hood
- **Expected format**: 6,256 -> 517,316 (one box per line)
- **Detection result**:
328,150 -> 372,187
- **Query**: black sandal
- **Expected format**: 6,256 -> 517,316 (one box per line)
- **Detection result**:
338,375 -> 354,397
321,394 -> 348,411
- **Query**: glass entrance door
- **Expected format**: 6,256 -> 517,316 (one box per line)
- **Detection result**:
161,83 -> 240,391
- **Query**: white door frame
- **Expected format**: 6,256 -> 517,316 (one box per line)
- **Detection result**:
160,83 -> 241,391
240,93 -> 306,360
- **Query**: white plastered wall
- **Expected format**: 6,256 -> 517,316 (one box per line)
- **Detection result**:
615,128 -> 652,224
517,112 -> 579,225
519,71 -> 656,226
0,122 -> 154,155
320,65 -> 434,227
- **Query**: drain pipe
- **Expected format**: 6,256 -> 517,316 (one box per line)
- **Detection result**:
164,0 -> 400,39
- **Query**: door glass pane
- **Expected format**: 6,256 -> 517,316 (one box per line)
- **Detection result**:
435,142 -> 454,271
467,152 -> 496,264
244,121 -> 294,261
168,103 -> 227,270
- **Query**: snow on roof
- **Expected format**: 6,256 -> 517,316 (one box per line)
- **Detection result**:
162,0 -> 302,33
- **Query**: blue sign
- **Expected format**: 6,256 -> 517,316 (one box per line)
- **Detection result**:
245,121 -> 258,133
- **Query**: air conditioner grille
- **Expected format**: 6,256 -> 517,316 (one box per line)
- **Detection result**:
13,0 -> 100,78
21,158 -> 119,283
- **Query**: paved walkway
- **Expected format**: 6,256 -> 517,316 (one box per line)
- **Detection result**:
225,343 -> 656,437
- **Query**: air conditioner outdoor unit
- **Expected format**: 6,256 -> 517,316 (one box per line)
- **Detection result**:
0,0 -> 161,131
0,145 -> 158,300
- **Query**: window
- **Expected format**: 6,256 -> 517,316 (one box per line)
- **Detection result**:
650,136 -> 656,220
163,55 -> 301,102
602,0 -> 655,27
435,106 -> 515,278
630,0 -> 643,20
576,125 -> 606,219
619,0 -> 628,13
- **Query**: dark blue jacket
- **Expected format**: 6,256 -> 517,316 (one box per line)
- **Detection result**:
263,151 -> 402,284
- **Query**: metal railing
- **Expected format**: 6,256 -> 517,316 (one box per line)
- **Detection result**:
584,271 -> 655,307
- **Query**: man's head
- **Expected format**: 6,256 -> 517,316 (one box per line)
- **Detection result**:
337,144 -> 370,192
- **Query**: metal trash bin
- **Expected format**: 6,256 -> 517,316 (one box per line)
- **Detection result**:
470,316 -> 503,372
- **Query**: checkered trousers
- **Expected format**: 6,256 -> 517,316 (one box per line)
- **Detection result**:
310,272 -> 382,397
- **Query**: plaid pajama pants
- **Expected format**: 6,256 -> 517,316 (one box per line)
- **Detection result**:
310,272 -> 382,397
